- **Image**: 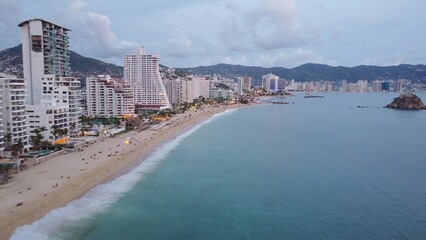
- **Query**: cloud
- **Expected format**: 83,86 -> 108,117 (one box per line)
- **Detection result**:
221,17 -> 252,52
222,55 -> 249,65
246,0 -> 304,49
221,0 -> 305,52
0,2 -> 21,48
166,28 -> 193,58
56,0 -> 138,60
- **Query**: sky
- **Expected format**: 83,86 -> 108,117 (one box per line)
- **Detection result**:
1,0 -> 425,68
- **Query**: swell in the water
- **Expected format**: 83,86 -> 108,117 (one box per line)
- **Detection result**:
11,109 -> 237,240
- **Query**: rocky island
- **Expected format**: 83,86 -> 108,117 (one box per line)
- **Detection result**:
386,93 -> 426,110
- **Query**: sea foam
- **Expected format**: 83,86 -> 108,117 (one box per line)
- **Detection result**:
11,109 -> 237,240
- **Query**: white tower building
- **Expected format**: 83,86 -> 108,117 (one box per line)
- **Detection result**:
19,19 -> 71,105
19,19 -> 81,139
124,47 -> 171,111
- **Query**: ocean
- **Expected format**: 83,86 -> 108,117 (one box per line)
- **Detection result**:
12,93 -> 426,240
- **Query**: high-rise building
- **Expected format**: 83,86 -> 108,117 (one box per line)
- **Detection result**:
357,80 -> 368,92
86,75 -> 135,117
163,78 -> 195,105
395,79 -> 404,92
372,80 -> 382,92
176,79 -> 194,104
381,82 -> 390,91
19,19 -> 81,139
237,77 -> 252,95
19,19 -> 71,105
124,47 -> 171,111
341,80 -> 348,92
194,77 -> 211,99
262,73 -> 281,92
0,74 -> 30,150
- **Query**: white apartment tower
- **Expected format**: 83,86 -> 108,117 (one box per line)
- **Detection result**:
0,74 -> 30,150
237,76 -> 252,95
86,75 -> 135,117
124,47 -> 171,110
19,19 -> 71,105
175,79 -> 194,104
192,77 -> 211,99
19,19 -> 81,138
262,73 -> 285,92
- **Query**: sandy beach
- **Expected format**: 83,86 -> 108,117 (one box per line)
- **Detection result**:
0,104 -> 239,239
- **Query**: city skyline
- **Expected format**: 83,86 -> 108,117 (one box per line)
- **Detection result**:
0,0 -> 425,68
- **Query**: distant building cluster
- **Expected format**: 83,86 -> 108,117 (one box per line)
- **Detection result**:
254,73 -> 422,94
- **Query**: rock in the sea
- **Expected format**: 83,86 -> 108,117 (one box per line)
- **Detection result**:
386,93 -> 426,110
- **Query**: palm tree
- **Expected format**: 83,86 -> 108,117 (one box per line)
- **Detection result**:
110,116 -> 120,128
69,122 -> 76,136
51,125 -> 61,150
4,133 -> 12,150
30,126 -> 47,151
102,118 -> 111,127
11,139 -> 24,173
61,128 -> 69,138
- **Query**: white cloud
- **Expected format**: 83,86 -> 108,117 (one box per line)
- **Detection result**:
222,55 -> 249,65
0,2 -> 21,48
221,18 -> 252,52
166,28 -> 193,58
55,0 -> 138,61
221,0 -> 305,52
245,0 -> 304,50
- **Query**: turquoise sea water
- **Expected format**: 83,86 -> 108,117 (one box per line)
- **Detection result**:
12,93 -> 426,239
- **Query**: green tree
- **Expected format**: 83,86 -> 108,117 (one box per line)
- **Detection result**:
110,117 -> 120,127
102,118 -> 111,126
30,126 -> 47,150
4,133 -> 12,150
11,139 -> 24,173
51,125 -> 68,150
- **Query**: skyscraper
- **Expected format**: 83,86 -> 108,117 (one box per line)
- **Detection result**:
19,19 -> 71,105
19,18 -> 81,139
124,47 -> 171,111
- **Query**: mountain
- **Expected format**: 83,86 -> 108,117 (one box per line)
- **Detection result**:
0,44 -> 123,78
179,63 -> 426,85
2,44 -> 426,84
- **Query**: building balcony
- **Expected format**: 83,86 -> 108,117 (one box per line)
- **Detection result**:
13,128 -> 28,134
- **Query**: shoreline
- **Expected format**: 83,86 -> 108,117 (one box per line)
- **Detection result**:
0,104 -> 243,239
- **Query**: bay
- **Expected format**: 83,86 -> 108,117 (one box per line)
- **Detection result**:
13,93 -> 426,239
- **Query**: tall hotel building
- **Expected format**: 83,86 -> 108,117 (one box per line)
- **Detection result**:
124,47 -> 171,111
19,19 -> 71,105
237,76 -> 252,95
19,19 -> 81,139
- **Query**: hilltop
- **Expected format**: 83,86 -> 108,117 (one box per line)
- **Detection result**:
0,45 -> 123,78
2,44 -> 426,85
178,63 -> 426,85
